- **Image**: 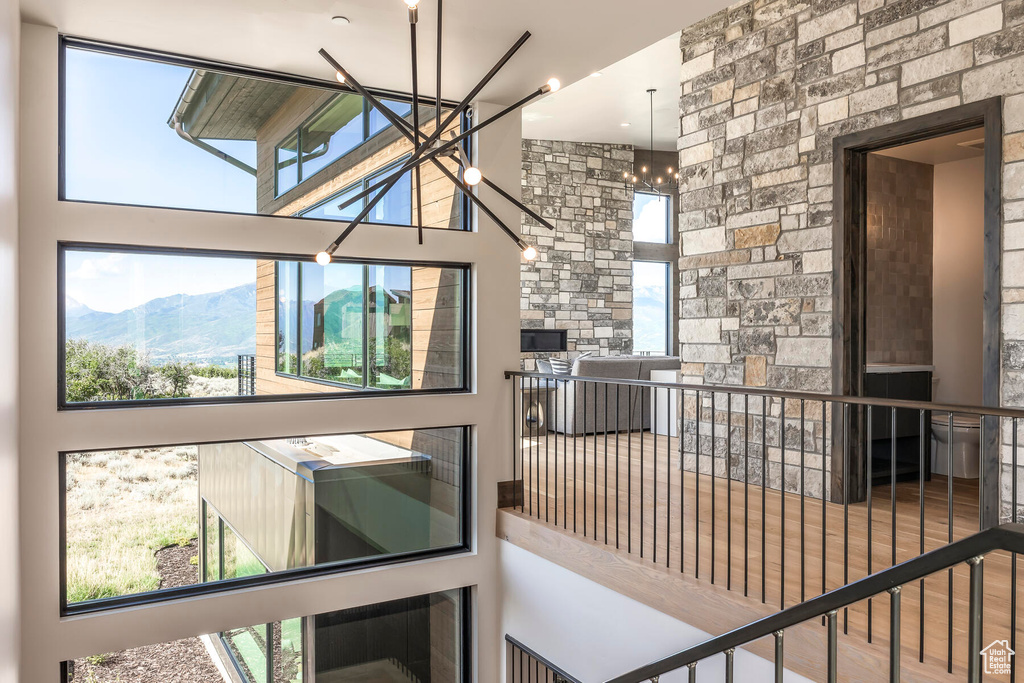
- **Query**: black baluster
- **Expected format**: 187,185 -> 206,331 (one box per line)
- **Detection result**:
868,405 -> 874,643
843,402 -> 850,634
918,409 -> 925,663
948,411 -> 954,674
762,396 -> 767,603
774,630 -> 784,683
781,396 -> 786,611
890,586 -> 902,683
800,399 -> 806,604
711,390 -> 717,584
745,393 -> 750,597
727,392 -> 732,591
616,384 -> 621,549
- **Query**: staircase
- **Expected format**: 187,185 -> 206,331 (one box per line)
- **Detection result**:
503,371 -> 1024,682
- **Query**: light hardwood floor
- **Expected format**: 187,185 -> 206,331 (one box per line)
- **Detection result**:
511,428 -> 1024,681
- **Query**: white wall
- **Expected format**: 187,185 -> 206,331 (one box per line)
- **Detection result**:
0,2 -> 17,683
499,543 -> 811,682
18,24 -> 520,681
933,156 -> 985,405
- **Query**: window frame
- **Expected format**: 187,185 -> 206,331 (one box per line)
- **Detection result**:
631,259 -> 672,357
274,96 -> 414,199
58,425 -> 474,617
57,36 -> 472,233
58,242 -> 472,409
274,258 -> 428,392
631,190 -> 672,244
60,586 -> 473,682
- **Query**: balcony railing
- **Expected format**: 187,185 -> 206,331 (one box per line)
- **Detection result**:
504,370 -> 1024,676
237,354 -> 256,396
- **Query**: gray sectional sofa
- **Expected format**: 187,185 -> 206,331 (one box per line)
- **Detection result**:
546,356 -> 681,435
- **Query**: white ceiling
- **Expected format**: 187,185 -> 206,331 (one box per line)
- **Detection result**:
522,31 -> 682,150
22,0 -> 725,109
873,127 -> 986,165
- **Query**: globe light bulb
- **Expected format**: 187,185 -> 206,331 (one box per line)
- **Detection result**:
641,166 -> 647,173
463,166 -> 482,185
315,251 -> 332,266
546,78 -> 561,92
522,245 -> 538,261
632,176 -> 638,183
623,171 -> 629,179
404,0 -> 419,7
656,177 -> 663,184
335,71 -> 346,84
668,166 -> 674,173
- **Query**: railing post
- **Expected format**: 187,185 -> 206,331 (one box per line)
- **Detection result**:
889,586 -> 901,683
687,662 -> 696,683
827,609 -> 838,683
773,630 -> 784,683
968,555 -> 985,683
725,648 -> 735,683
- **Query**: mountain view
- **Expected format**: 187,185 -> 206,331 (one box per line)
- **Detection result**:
66,284 -> 257,366
633,285 -> 668,355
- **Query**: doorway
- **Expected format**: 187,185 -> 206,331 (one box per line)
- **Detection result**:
832,98 -> 1002,526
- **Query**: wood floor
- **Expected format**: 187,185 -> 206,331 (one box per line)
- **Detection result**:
509,429 -> 1024,682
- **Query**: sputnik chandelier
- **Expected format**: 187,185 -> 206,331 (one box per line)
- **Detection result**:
623,88 -> 678,195
314,0 -> 559,266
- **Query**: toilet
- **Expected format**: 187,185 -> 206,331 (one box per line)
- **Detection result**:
930,413 -> 981,479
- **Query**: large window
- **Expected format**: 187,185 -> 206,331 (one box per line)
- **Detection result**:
632,261 -> 670,356
275,260 -> 461,391
62,427 -> 468,611
276,95 -> 413,196
297,158 -> 413,225
65,588 -> 468,682
632,192 -> 671,244
61,246 -> 468,406
61,39 -> 466,230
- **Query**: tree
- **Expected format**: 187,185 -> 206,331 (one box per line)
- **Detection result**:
160,361 -> 196,398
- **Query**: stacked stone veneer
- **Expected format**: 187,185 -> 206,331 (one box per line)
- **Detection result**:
675,0 -> 1024,505
520,140 -> 635,369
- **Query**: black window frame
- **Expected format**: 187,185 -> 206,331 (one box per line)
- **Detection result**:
631,190 -> 672,244
273,96 -> 415,198
58,242 -> 472,410
631,259 -> 673,357
59,425 -> 474,616
276,255 -> 449,392
60,586 -> 473,682
57,36 -> 472,233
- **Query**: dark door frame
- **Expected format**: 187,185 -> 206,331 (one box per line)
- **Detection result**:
831,97 -> 1002,526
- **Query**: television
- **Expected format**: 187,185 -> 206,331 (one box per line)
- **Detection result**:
520,329 -> 568,353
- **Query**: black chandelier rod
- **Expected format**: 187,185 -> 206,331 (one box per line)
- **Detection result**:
319,31 -> 530,214
333,83 -> 551,218
318,30 -> 532,252
409,6 -> 425,244
479,176 -> 555,231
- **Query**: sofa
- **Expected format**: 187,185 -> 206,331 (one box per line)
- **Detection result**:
546,356 -> 681,435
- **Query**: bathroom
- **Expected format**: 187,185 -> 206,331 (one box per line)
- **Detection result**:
864,128 -> 985,487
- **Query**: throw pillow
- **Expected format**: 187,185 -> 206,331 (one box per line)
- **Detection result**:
549,358 -> 573,375
536,359 -> 552,374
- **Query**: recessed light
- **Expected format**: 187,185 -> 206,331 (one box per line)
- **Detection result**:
590,71 -> 602,78
620,122 -> 630,127
331,15 -> 351,25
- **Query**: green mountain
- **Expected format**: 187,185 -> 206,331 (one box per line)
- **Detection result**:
66,284 -> 257,366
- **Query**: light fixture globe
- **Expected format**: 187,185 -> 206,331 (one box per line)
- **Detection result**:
463,166 -> 483,185
546,77 -> 561,92
404,0 -> 420,7
522,245 -> 538,261
315,251 -> 332,266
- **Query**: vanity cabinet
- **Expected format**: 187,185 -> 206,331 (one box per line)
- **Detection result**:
864,366 -> 932,483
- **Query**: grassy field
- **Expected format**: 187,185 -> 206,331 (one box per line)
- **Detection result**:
65,446 -> 199,603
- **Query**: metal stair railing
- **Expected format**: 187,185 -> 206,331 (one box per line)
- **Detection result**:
605,524 -> 1024,683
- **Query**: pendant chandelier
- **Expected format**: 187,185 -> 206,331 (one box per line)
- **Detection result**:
623,88 -> 678,195
315,0 -> 559,266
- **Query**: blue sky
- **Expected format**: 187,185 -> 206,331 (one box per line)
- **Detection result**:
66,251 -> 257,313
64,48 -> 256,213
63,49 -> 261,313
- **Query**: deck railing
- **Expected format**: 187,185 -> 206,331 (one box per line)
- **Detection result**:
237,354 -> 256,396
505,370 -> 1024,675
506,634 -> 581,683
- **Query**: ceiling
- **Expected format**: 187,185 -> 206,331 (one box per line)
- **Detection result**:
873,128 -> 986,165
22,0 -> 727,109
521,31 -> 682,150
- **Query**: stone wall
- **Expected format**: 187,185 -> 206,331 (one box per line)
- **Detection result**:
866,153 -> 934,365
675,0 -> 1024,505
520,140 -> 635,369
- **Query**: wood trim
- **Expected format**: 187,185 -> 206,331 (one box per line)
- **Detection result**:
830,97 -> 1002,511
